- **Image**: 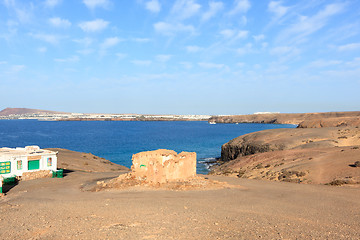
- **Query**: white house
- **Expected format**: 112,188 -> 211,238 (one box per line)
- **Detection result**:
0,146 -> 58,178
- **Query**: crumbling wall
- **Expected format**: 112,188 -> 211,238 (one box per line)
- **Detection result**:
21,170 -> 52,181
130,149 -> 196,184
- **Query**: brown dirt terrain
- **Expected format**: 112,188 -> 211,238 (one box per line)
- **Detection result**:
213,127 -> 360,185
298,117 -> 360,128
47,148 -> 129,172
1,167 -> 360,239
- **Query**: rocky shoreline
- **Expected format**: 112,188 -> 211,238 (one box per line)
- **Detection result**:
210,112 -> 360,186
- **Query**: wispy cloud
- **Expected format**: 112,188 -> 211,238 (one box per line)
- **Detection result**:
180,62 -> 193,69
132,38 -> 151,43
268,1 -> 288,19
131,60 -> 152,66
0,61 -> 8,65
186,45 -> 203,53
29,33 -> 63,44
83,0 -> 111,10
3,0 -> 34,23
100,37 -> 122,49
44,0 -> 62,8
338,43 -> 360,51
37,47 -> 47,53
253,34 -> 265,42
10,65 -> 26,72
220,29 -> 248,39
237,43 -> 253,55
201,1 -> 223,22
228,0 -> 250,15
54,56 -> 80,63
73,37 -> 93,47
49,17 -> 71,28
154,22 -> 195,36
171,0 -> 201,20
78,19 -> 109,32
198,62 -> 227,69
145,0 -> 161,13
309,60 -> 342,68
276,3 -> 347,44
156,54 -> 172,62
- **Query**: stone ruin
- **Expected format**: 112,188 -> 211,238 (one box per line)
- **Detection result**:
93,149 -> 234,191
130,149 -> 196,184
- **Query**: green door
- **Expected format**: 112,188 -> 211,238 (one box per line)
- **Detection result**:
28,160 -> 40,170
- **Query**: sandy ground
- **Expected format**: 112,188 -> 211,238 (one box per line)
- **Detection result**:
1,170 -> 360,240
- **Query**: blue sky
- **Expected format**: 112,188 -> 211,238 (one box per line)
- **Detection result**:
0,0 -> 359,115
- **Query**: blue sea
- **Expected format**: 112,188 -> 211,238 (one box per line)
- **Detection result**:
0,120 -> 295,174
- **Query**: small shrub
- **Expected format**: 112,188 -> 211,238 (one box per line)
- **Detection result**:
237,169 -> 246,178
354,161 -> 360,167
265,164 -> 271,168
254,163 -> 263,169
326,179 -> 348,186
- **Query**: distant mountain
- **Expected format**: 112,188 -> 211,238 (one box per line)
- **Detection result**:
0,107 -> 67,116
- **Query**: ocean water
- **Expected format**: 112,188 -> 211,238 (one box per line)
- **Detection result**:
0,120 -> 295,174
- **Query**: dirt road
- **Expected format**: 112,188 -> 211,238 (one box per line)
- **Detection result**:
1,170 -> 359,239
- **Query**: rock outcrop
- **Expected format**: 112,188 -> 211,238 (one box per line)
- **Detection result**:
214,127 -> 360,185
297,117 -> 360,128
129,149 -> 196,184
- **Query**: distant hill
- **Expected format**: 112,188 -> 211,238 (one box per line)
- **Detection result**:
0,107 -> 67,116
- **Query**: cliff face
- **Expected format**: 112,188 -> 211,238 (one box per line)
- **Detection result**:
210,111 -> 360,125
220,127 -> 359,162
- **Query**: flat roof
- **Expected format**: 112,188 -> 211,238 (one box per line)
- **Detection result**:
0,146 -> 56,158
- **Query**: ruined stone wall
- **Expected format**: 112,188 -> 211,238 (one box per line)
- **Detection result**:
21,170 -> 53,181
130,149 -> 196,183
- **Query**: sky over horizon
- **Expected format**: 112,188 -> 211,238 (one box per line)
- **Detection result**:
0,0 -> 359,115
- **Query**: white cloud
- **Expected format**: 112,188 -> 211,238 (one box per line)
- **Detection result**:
220,29 -> 248,39
309,60 -> 342,68
156,54 -> 172,62
37,47 -> 47,53
145,0 -> 161,13
116,53 -> 127,59
131,60 -> 152,66
276,3 -> 346,44
236,30 -> 248,39
132,38 -> 151,43
220,29 -> 235,38
229,0 -> 250,15
44,0 -> 62,8
154,22 -> 195,36
78,19 -> 109,32
253,34 -> 265,42
11,65 -> 25,72
49,17 -> 71,28
0,61 -> 7,64
73,37 -> 93,47
201,1 -> 223,22
269,46 -> 293,55
54,56 -> 79,63
100,37 -> 121,49
338,43 -> 360,51
237,43 -> 252,55
180,62 -> 193,69
77,49 -> 94,55
4,0 -> 33,23
83,0 -> 110,10
171,0 -> 201,20
198,62 -> 226,69
268,1 -> 288,18
186,45 -> 203,53
29,33 -> 62,44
